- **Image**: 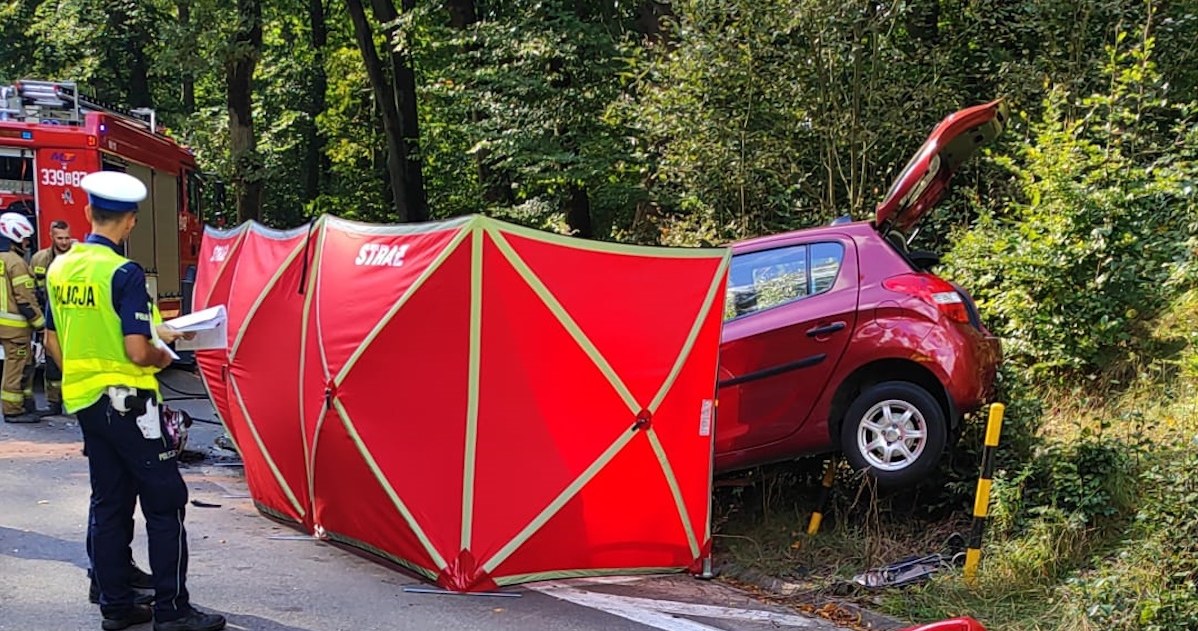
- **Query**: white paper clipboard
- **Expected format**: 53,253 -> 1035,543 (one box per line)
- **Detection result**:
165,305 -> 228,351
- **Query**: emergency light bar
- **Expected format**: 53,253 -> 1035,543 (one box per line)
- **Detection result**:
3,79 -> 160,134
16,80 -> 68,104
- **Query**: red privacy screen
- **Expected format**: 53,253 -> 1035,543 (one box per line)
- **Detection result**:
193,215 -> 728,591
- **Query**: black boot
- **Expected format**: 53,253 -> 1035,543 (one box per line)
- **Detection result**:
89,581 -> 154,605
90,564 -> 155,604
4,412 -> 41,423
22,399 -> 50,417
47,401 -> 63,416
129,563 -> 154,590
153,608 -> 226,631
102,604 -> 153,630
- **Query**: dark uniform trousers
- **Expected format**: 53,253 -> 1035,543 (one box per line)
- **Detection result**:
42,341 -> 62,401
78,395 -> 192,621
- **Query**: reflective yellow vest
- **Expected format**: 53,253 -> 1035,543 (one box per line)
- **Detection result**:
46,243 -> 162,413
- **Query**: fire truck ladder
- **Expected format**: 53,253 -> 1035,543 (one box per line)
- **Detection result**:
0,79 -> 158,133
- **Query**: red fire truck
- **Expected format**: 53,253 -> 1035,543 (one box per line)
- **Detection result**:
0,79 -> 206,319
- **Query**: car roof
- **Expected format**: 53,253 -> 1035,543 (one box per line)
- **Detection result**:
727,220 -> 878,252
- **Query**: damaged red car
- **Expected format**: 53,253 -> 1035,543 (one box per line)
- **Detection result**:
715,101 -> 1006,487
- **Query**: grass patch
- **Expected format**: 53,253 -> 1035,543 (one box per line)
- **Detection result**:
715,292 -> 1198,630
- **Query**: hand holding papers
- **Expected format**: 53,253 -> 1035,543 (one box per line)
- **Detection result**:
155,338 -> 181,362
156,326 -> 193,345
163,305 -> 228,351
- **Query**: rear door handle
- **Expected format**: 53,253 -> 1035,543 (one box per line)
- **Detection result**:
806,322 -> 846,338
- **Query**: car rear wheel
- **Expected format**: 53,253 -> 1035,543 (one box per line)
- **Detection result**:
839,381 -> 946,488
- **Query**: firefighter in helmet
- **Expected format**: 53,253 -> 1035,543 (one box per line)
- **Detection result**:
0,211 -> 48,422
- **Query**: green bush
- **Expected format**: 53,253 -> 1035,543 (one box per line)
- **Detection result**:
1035,436 -> 1138,527
1060,448 -> 1198,630
987,421 -> 1137,536
976,414 -> 1139,587
945,38 -> 1197,382
1137,585 -> 1198,631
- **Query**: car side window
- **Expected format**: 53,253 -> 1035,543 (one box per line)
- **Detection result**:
725,245 -> 807,319
725,242 -> 845,320
811,242 -> 845,293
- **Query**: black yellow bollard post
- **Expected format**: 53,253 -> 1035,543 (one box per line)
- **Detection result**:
964,402 -> 1005,585
805,457 -> 838,536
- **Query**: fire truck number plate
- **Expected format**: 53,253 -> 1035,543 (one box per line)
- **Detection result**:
40,168 -> 86,188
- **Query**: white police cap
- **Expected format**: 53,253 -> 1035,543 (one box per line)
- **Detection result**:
80,171 -> 146,213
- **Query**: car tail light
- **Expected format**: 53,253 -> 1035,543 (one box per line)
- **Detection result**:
882,273 -> 970,324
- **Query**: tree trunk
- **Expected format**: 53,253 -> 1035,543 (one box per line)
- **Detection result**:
563,2 -> 595,236
227,0 -> 263,223
108,3 -> 151,108
179,0 -> 195,113
345,0 -> 411,221
303,0 -> 329,204
566,184 -> 593,238
368,0 -> 428,222
127,41 -> 151,108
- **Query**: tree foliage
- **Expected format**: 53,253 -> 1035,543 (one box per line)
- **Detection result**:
946,35 -> 1197,379
5,0 -> 1192,242
3,0 -> 1194,366
408,0 -> 644,236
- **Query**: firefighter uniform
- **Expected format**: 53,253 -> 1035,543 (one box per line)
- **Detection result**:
0,242 -> 45,417
31,244 -> 67,410
48,171 -> 225,631
30,244 -> 70,286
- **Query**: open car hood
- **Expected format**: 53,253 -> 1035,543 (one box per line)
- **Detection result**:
875,100 -> 1008,234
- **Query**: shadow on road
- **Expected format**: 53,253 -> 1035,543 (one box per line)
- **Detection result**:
0,416 -> 85,445
201,608 -> 321,631
0,524 -> 89,570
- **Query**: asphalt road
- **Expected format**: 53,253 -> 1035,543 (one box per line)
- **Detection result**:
0,370 -> 845,631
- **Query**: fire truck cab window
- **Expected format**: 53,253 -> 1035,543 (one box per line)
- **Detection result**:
0,153 -> 35,214
187,171 -> 203,220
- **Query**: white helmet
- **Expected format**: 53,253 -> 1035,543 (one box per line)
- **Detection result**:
0,212 -> 34,243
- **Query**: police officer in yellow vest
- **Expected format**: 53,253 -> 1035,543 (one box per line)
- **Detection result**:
31,219 -> 75,415
44,171 -> 226,631
0,211 -> 48,423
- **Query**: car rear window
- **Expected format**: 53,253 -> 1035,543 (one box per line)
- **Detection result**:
725,242 -> 846,319
811,242 -> 844,293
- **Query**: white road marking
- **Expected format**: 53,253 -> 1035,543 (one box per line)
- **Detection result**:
531,581 -> 836,630
569,575 -> 658,586
531,583 -> 724,631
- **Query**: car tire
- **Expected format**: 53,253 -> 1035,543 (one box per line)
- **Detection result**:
839,381 -> 947,488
